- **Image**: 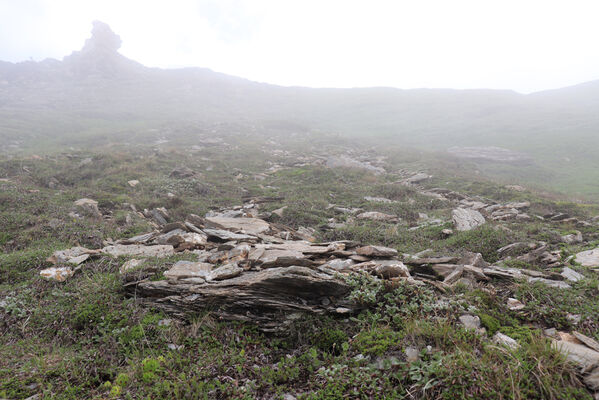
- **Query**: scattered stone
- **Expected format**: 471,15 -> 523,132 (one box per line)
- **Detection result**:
561,267 -> 584,282
119,258 -> 143,274
561,231 -> 583,244
572,331 -> 599,353
73,198 -> 101,218
272,206 -> 287,217
459,314 -> 481,331
507,298 -> 525,311
405,347 -> 420,362
127,179 -> 139,187
527,277 -> 571,289
170,166 -> 195,178
493,332 -> 520,349
47,246 -> 99,265
373,261 -> 410,279
452,208 -> 485,231
576,248 -> 599,267
40,267 -> 74,282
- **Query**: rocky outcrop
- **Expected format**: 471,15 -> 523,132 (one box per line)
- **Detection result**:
132,266 -> 354,333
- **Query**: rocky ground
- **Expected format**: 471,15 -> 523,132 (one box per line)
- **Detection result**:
1,131 -> 599,399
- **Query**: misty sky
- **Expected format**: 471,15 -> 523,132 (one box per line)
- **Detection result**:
1,0 -> 598,93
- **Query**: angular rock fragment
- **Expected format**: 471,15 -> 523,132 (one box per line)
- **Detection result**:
205,217 -> 270,235
452,208 -> 485,231
356,245 -> 398,258
47,246 -> 99,265
164,261 -> 212,281
73,198 -> 102,218
40,267 -> 74,282
208,263 -> 243,281
576,248 -> 599,267
493,332 -> 519,350
561,267 -> 584,282
120,258 -> 143,274
373,261 -> 409,279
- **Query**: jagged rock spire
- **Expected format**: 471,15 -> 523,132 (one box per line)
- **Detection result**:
80,21 -> 122,56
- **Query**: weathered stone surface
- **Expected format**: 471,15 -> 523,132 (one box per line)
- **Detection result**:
356,245 -> 398,258
452,208 -> 485,231
127,179 -> 139,187
572,332 -> 599,353
258,249 -> 312,268
528,277 -> 571,289
118,231 -> 156,245
493,332 -> 520,349
102,244 -> 175,258
128,266 -> 354,332
507,298 -> 525,311
73,198 -> 101,218
164,261 -> 212,281
552,339 -> 599,371
205,217 -> 270,235
208,263 -> 243,281
203,228 -> 257,242
119,258 -> 143,274
459,315 -> 480,331
373,261 -> 409,279
576,248 -> 599,267
561,231 -> 583,244
561,267 -> 584,282
47,246 -> 99,265
40,267 -> 74,282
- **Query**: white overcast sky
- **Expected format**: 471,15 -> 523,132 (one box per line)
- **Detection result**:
1,0 -> 598,93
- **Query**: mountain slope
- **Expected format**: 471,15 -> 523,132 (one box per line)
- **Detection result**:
1,21 -> 598,197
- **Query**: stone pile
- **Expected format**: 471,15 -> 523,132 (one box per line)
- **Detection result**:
42,213 -> 415,331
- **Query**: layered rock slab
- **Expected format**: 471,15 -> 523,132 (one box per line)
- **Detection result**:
129,266 -> 354,332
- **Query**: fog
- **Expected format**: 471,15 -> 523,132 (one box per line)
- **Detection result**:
2,0 -> 599,93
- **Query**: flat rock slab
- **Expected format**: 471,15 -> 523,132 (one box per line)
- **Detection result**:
205,217 -> 270,235
552,339 -> 599,371
164,261 -> 212,280
576,248 -> 599,267
128,266 -> 354,332
102,244 -> 175,258
202,228 -> 257,242
356,245 -> 398,258
47,247 -> 99,265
